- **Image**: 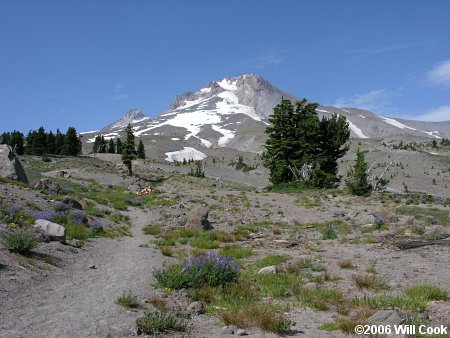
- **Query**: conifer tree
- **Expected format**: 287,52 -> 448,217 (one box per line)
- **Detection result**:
46,131 -> 56,154
0,132 -> 11,145
345,149 -> 372,196
137,139 -> 146,159
107,138 -> 116,153
263,99 -> 349,188
121,124 -> 136,176
55,129 -> 65,155
99,136 -> 107,153
92,135 -> 102,153
116,138 -> 122,154
63,127 -> 82,156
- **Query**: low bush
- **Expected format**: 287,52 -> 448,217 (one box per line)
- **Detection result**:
154,250 -> 239,290
1,231 -> 39,254
136,310 -> 187,335
116,291 -> 139,309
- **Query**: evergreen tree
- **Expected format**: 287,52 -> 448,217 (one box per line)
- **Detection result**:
137,139 -> 146,159
92,135 -> 102,153
63,127 -> 82,156
55,129 -> 65,155
46,131 -> 56,155
107,138 -> 116,153
262,99 -> 349,188
10,130 -> 25,155
116,138 -> 122,154
25,130 -> 36,154
345,149 -> 372,196
0,132 -> 11,145
121,124 -> 136,176
34,127 -> 47,155
99,136 -> 107,153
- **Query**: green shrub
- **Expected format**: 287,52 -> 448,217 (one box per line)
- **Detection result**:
154,251 -> 239,289
136,310 -> 187,335
321,224 -> 337,240
1,231 -> 39,253
65,223 -> 97,240
116,291 -> 139,309
143,224 -> 161,235
221,246 -> 253,259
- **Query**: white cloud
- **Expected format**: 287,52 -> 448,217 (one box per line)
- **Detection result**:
413,105 -> 450,122
426,60 -> 450,86
333,89 -> 393,113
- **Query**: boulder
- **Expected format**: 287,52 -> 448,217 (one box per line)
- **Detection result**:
33,179 -> 61,193
185,206 -> 210,230
368,310 -> 404,326
62,197 -> 86,210
187,301 -> 204,314
0,144 -> 28,183
33,219 -> 66,242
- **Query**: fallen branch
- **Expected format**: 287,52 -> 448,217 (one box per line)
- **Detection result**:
396,238 -> 450,250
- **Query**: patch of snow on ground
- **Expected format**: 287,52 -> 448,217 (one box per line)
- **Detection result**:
175,97 -> 211,111
359,114 -> 366,119
211,125 -> 235,147
87,133 -> 119,143
199,138 -> 212,148
200,87 -> 211,93
421,130 -> 441,139
381,117 -> 417,130
217,79 -> 238,91
171,138 -> 180,141
316,109 -> 330,113
348,121 -> 368,138
80,130 -> 99,135
165,147 -> 206,162
429,152 -> 438,155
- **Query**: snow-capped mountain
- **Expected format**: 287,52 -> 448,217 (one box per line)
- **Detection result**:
81,74 -> 450,160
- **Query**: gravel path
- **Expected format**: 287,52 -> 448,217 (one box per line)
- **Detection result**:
1,208 -> 163,338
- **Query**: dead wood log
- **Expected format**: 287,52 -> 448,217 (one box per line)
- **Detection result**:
396,238 -> 450,250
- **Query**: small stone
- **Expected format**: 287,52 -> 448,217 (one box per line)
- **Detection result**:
220,325 -> 237,335
257,265 -> 277,275
89,264 -> 97,269
369,310 -> 404,326
187,301 -> 204,314
235,329 -> 248,336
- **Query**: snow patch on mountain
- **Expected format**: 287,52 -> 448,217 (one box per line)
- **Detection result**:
381,116 -> 417,130
218,79 -> 238,91
165,147 -> 206,162
211,125 -> 235,146
200,138 -> 212,148
348,121 -> 368,138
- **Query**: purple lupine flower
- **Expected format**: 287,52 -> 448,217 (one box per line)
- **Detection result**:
53,201 -> 69,212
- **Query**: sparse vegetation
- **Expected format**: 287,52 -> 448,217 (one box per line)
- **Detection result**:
1,231 -> 39,254
116,291 -> 139,309
136,310 -> 187,335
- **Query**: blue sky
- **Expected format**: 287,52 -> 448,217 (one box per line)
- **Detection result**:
1,0 -> 450,134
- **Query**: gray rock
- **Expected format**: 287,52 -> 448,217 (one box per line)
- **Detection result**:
236,329 -> 248,336
33,179 -> 61,193
258,265 -> 277,275
185,206 -> 210,230
220,325 -> 237,335
62,197 -> 84,210
33,219 -> 66,242
369,310 -> 404,326
302,282 -> 317,291
187,301 -> 204,314
0,144 -> 28,183
127,184 -> 141,193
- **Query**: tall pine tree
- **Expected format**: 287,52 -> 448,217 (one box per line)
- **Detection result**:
263,99 -> 349,188
107,139 -> 116,153
137,140 -> 146,159
121,124 -> 136,176
116,138 -> 122,154
63,127 -> 82,156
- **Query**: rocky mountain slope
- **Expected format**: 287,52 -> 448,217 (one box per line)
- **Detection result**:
81,74 -> 450,161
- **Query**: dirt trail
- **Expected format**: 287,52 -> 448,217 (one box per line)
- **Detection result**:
1,208 -> 163,338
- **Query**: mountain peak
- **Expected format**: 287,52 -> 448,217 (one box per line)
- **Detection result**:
123,109 -> 145,120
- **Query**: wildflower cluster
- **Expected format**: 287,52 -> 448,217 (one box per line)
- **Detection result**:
69,210 -> 87,224
125,197 -> 142,206
374,215 -> 385,229
0,203 -> 19,223
182,250 -> 239,288
88,219 -> 102,229
53,201 -> 69,212
31,210 -> 65,222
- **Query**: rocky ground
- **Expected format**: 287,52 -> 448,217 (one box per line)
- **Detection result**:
0,138 -> 449,338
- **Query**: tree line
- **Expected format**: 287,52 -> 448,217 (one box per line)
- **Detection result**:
91,132 -> 145,160
0,127 -> 82,156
